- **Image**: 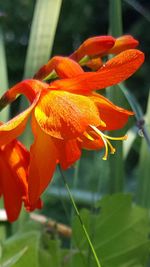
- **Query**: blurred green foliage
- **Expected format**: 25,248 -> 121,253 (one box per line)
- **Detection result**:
1,194 -> 150,267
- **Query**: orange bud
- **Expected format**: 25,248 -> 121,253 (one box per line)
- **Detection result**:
85,58 -> 103,71
108,35 -> 139,54
70,35 -> 115,61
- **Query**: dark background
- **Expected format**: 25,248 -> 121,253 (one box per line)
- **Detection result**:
0,0 -> 150,105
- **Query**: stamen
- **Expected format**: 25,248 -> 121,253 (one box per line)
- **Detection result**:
100,120 -> 106,128
84,132 -> 94,141
100,134 -> 108,160
89,125 -> 127,160
103,133 -> 127,141
106,139 -> 116,154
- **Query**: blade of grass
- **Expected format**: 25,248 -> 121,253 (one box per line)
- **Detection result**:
124,0 -> 150,23
59,166 -> 102,267
24,0 -> 62,79
0,25 -> 9,227
0,26 -> 9,122
136,91 -> 150,207
109,0 -> 123,36
20,0 -> 62,147
119,83 -> 150,151
108,0 -> 125,193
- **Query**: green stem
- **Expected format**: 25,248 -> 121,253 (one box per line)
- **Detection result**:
109,0 -> 123,36
59,166 -> 102,267
108,0 -> 125,193
119,84 -> 150,149
71,160 -> 80,222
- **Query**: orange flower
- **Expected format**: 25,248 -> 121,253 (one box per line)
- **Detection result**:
0,136 -> 42,222
0,49 -> 144,208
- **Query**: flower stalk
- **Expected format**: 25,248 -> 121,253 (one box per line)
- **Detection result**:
59,166 -> 102,267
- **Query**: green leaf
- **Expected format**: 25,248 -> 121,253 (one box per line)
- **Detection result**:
1,231 -> 40,267
108,0 -> 125,193
109,0 -> 122,36
24,0 -> 62,78
136,92 -> 150,207
124,0 -> 150,23
119,83 -> 150,154
20,0 -> 62,147
39,236 -> 61,267
69,194 -> 150,267
1,247 -> 27,267
0,26 -> 9,122
39,249 -> 51,267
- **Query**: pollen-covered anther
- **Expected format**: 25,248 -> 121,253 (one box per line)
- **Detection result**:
90,125 -> 127,160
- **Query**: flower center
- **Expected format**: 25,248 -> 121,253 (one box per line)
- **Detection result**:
89,125 -> 127,160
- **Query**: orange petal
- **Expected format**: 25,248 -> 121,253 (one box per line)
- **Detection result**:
54,57 -> 84,78
0,92 -> 40,146
0,155 -> 22,221
108,35 -> 139,55
15,140 -> 30,169
85,57 -> 103,71
70,36 -> 115,61
34,56 -> 84,80
2,140 -> 29,195
54,138 -> 81,170
28,114 -> 57,206
0,79 -> 47,104
0,140 -> 29,222
79,130 -> 104,150
51,49 -> 144,93
34,90 -> 101,139
9,141 -> 43,212
25,198 -> 43,212
0,79 -> 47,146
90,93 -> 134,131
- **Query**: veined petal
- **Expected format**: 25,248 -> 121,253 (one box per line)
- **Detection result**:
0,79 -> 47,104
34,90 -> 101,139
54,57 -> 84,78
28,115 -> 57,206
0,140 -> 29,222
51,49 -> 144,93
70,36 -> 115,61
2,140 -> 29,195
0,79 -> 48,146
0,155 -> 22,221
8,140 -> 43,212
108,35 -> 139,55
54,138 -> 81,169
34,56 -> 84,80
90,93 -> 134,131
0,92 -> 40,146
